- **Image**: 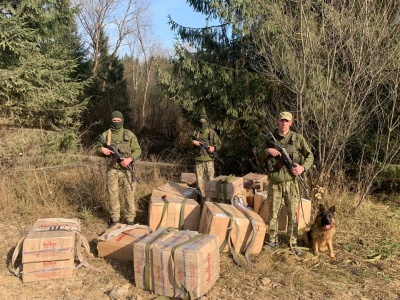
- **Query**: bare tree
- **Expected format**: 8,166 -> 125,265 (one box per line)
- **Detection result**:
250,0 -> 400,199
126,13 -> 159,130
72,0 -> 149,75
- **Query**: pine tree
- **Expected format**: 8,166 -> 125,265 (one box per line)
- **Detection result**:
0,0 -> 88,135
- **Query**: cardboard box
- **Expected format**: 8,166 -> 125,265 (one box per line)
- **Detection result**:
148,196 -> 201,231
22,218 -> 79,263
199,202 -> 249,253
134,227 -> 220,299
151,182 -> 197,200
96,223 -> 152,261
229,188 -> 249,207
159,232 -> 220,299
244,189 -> 254,208
204,175 -> 244,200
134,228 -> 178,292
234,205 -> 267,255
243,173 -> 269,191
22,259 -> 74,283
278,198 -> 312,230
254,191 -> 269,224
180,172 -> 196,185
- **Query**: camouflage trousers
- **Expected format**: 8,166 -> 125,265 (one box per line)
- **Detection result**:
106,168 -> 137,223
195,161 -> 215,197
267,180 -> 300,245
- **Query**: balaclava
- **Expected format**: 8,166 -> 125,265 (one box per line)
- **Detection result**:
199,114 -> 208,132
110,111 -> 124,130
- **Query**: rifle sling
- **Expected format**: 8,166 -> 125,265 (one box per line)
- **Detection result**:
107,129 -> 112,145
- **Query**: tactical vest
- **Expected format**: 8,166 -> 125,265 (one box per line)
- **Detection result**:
195,128 -> 214,144
266,131 -> 304,172
106,128 -> 133,157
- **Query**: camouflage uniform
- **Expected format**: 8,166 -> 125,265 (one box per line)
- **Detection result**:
258,129 -> 313,245
98,124 -> 141,224
190,125 -> 221,198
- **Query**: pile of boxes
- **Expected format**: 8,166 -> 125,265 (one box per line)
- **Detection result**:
12,171 -> 312,300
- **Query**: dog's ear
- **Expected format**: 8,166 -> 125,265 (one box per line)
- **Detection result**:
329,205 -> 336,213
318,203 -> 325,211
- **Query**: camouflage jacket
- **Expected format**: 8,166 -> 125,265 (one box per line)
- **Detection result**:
189,127 -> 222,163
258,129 -> 313,184
97,128 -> 141,169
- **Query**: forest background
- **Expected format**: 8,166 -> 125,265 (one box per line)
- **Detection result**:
1,1 -> 400,299
1,0 -> 399,199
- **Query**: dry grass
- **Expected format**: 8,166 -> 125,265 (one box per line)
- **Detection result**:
0,128 -> 399,299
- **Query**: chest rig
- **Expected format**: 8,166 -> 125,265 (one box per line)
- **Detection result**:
107,129 -> 132,157
266,131 -> 302,172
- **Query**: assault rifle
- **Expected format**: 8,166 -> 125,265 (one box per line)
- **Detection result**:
96,135 -> 140,184
190,134 -> 224,164
266,132 -> 310,198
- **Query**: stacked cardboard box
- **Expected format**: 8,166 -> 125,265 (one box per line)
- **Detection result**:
204,175 -> 243,201
243,172 -> 269,191
199,202 -> 266,255
134,227 -> 220,299
253,191 -> 269,224
278,198 -> 312,230
96,223 -> 152,261
180,172 -> 197,185
234,205 -> 268,255
151,182 -> 197,200
148,197 -> 200,231
21,218 -> 79,282
149,182 -> 201,231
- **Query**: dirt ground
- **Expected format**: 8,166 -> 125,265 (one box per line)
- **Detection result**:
1,198 -> 400,300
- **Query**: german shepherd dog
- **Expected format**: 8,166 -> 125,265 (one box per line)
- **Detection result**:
302,204 -> 336,258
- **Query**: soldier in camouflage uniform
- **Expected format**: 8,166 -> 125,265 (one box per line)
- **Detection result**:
190,114 -> 222,200
98,111 -> 141,226
258,112 -> 313,255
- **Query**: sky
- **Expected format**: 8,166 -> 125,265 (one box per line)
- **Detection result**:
150,0 -> 212,49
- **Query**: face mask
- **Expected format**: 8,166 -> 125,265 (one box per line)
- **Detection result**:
111,121 -> 123,130
200,121 -> 208,131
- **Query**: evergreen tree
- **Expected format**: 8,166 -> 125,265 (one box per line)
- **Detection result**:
0,0 -> 88,137
162,3 -> 278,173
